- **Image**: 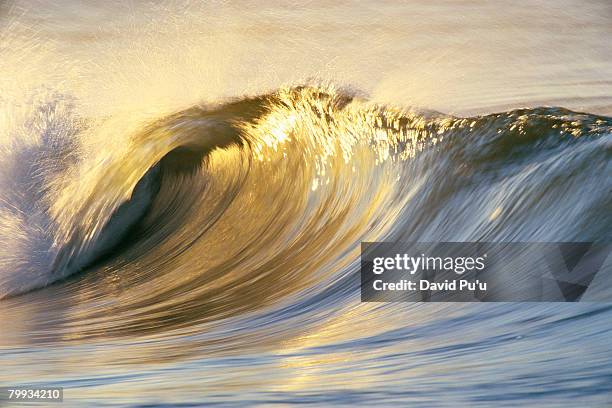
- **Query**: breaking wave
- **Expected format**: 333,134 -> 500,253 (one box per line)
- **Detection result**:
0,85 -> 610,341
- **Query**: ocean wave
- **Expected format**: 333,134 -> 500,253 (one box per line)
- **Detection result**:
0,85 -> 610,343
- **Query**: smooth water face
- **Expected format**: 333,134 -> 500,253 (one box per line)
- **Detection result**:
1,1 -> 611,407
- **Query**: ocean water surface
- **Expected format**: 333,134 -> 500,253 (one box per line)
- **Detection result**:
0,1 -> 611,406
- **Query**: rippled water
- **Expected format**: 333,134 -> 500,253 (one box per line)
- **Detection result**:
1,1 -> 611,406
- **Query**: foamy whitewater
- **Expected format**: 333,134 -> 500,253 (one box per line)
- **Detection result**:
1,1 -> 611,406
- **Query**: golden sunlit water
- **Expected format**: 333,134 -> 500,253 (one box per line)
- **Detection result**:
1,1 -> 611,406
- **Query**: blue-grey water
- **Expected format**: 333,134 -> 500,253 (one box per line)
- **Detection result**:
0,1 -> 611,407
